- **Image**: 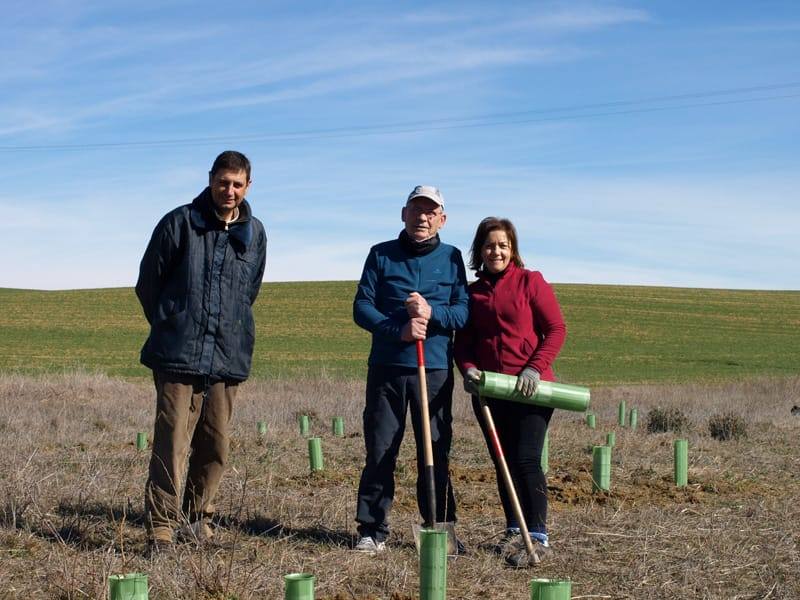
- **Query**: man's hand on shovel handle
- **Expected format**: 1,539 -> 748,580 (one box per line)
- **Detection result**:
401,316 -> 428,341
405,292 -> 432,320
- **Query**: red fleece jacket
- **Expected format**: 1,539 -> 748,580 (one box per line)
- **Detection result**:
454,262 -> 566,381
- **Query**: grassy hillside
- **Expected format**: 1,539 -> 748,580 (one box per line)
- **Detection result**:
0,282 -> 797,385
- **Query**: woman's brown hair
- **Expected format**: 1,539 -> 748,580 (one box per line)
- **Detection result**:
468,217 -> 524,272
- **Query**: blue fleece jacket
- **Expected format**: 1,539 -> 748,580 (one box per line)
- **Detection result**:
353,236 -> 469,369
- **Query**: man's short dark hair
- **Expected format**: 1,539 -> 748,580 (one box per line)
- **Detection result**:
210,150 -> 251,181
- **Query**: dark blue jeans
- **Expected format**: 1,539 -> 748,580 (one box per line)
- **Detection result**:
472,395 -> 552,534
356,365 -> 456,541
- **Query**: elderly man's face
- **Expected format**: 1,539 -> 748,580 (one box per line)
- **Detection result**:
402,197 -> 446,242
209,168 -> 250,216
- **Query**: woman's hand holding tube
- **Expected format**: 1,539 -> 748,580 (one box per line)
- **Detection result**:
463,367 -> 482,395
515,368 -> 541,397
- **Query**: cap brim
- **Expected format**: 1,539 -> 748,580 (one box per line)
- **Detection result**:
407,193 -> 444,206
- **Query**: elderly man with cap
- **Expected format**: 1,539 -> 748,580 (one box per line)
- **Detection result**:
352,185 -> 469,554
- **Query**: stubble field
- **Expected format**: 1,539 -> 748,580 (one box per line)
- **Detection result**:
1,373 -> 798,599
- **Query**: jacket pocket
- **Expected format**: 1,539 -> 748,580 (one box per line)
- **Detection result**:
150,309 -> 193,361
236,253 -> 255,281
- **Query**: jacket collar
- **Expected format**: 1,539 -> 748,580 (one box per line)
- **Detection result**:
398,230 -> 441,256
189,188 -> 254,249
477,260 -> 519,284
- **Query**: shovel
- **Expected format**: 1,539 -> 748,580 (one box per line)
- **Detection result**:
477,392 -> 538,567
411,339 -> 459,556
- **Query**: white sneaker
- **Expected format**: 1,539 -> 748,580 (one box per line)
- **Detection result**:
354,535 -> 386,554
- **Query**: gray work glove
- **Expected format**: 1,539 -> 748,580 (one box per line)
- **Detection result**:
515,368 -> 541,398
463,367 -> 482,396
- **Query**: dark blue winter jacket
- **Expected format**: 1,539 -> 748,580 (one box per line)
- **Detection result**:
136,188 -> 267,381
353,235 -> 469,369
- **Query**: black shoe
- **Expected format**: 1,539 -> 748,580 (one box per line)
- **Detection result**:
492,529 -> 520,555
455,537 -> 467,555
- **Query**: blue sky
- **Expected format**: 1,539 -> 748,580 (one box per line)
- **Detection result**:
2,1 -> 798,290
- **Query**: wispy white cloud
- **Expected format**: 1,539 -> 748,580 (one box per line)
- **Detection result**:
394,4 -> 650,32
520,5 -> 651,31
198,46 -> 558,112
0,3 -> 646,137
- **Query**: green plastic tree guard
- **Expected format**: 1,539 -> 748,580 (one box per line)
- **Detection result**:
299,415 -> 310,436
136,432 -> 147,451
606,431 -> 615,448
332,416 -> 344,437
308,437 -> 324,472
592,445 -> 611,492
541,430 -> 549,474
284,573 -> 315,600
419,528 -> 447,600
618,401 -> 626,426
530,578 -> 571,600
674,438 -> 688,487
478,372 -> 590,412
586,413 -> 596,429
257,421 -> 267,435
629,408 -> 638,431
109,573 -> 148,600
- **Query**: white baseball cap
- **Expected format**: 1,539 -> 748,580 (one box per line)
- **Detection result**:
407,185 -> 444,207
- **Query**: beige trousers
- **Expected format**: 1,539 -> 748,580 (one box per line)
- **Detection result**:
144,372 -> 237,541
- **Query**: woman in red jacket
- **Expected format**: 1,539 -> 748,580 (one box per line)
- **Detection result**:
455,216 -> 566,563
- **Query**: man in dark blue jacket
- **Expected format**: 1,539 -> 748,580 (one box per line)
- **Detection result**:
353,185 -> 469,553
136,150 -> 267,553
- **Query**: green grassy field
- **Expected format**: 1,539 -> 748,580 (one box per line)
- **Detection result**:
1,282 -> 798,384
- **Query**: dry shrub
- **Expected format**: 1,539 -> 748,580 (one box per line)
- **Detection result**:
708,412 -> 748,441
646,406 -> 691,434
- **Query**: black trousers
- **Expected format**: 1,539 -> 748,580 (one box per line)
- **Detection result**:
356,365 -> 456,541
472,395 -> 552,534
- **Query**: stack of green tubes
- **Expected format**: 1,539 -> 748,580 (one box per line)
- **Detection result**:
592,445 -> 611,492
478,372 -> 590,412
109,573 -> 148,600
530,578 -> 571,600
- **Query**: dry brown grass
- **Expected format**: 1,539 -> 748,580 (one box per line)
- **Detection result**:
1,373 -> 799,599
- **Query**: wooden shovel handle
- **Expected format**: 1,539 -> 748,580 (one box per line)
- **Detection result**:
417,339 -> 436,527
478,394 -> 535,557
